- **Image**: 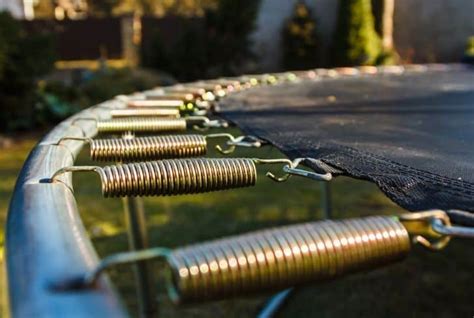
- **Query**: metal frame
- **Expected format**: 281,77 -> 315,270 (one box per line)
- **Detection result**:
6,103 -> 127,317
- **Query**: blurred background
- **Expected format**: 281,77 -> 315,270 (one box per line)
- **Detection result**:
0,1 -> 473,317
0,0 -> 473,132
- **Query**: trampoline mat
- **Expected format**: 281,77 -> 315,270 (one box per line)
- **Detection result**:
218,66 -> 474,225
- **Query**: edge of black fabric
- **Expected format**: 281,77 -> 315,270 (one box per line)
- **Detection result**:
219,112 -> 473,226
216,67 -> 474,226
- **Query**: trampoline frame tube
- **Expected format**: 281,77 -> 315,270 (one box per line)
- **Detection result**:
6,103 -> 127,317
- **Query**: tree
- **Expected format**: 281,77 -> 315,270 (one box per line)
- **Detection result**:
204,0 -> 261,76
372,0 -> 398,64
333,0 -> 381,66
281,1 -> 321,70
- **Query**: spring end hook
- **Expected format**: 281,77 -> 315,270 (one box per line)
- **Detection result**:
253,158 -> 332,183
209,134 -> 262,154
399,210 -> 451,251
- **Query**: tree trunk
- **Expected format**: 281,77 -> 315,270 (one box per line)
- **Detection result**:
380,0 -> 394,51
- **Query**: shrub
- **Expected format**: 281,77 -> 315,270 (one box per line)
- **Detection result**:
0,12 -> 56,131
38,68 -> 171,119
332,0 -> 381,66
80,68 -> 171,104
463,36 -> 474,64
281,1 -> 321,70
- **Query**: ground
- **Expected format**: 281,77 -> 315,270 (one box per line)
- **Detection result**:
0,131 -> 473,317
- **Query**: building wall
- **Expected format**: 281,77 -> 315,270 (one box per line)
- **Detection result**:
253,0 -> 474,71
393,0 -> 474,63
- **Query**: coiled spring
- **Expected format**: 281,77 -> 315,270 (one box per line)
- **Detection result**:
168,215 -> 410,302
146,93 -> 195,102
110,108 -> 180,118
97,118 -> 187,134
88,133 -> 262,162
97,158 -> 256,197
127,100 -> 184,108
90,135 -> 207,162
95,116 -> 227,134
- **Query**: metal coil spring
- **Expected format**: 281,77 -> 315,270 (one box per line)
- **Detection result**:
97,158 -> 256,197
90,135 -> 207,162
147,93 -> 195,101
97,118 -> 187,134
167,216 -> 410,302
127,100 -> 184,108
110,108 -> 180,118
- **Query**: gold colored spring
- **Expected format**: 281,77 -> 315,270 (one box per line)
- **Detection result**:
127,100 -> 184,108
167,215 -> 410,302
97,118 -> 187,134
147,93 -> 195,102
90,134 -> 207,162
97,158 -> 256,197
51,157 -> 331,197
164,86 -> 207,97
205,80 -> 242,92
184,83 -> 226,98
110,108 -> 180,118
93,116 -> 227,134
58,210 -> 466,298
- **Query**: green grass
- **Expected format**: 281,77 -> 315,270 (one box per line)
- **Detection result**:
1,132 -> 473,317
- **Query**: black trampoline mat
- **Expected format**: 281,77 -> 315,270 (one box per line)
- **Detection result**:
218,66 -> 474,225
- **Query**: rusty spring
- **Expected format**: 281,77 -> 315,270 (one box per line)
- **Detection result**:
97,118 -> 187,134
97,158 -> 256,197
167,215 -> 410,302
110,108 -> 180,118
90,134 -> 207,162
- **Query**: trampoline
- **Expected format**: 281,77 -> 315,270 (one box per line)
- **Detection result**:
5,63 -> 474,317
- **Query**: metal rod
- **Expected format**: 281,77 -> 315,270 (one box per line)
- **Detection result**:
321,182 -> 332,219
257,289 -> 293,318
122,197 -> 157,317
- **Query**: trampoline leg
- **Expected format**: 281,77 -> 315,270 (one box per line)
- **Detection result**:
123,197 -> 157,318
321,182 -> 332,219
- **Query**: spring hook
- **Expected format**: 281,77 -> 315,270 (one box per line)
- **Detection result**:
254,158 -> 333,182
398,210 -> 451,250
431,214 -> 474,239
399,209 -> 474,250
210,134 -> 263,154
284,158 -> 333,182
52,248 -> 172,290
187,116 -> 229,131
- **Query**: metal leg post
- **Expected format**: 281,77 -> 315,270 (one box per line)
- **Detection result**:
123,197 -> 157,318
321,182 -> 332,219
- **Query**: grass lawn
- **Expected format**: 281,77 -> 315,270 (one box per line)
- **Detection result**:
1,130 -> 473,317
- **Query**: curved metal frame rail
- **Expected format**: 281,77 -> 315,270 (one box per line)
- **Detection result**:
6,104 -> 128,317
